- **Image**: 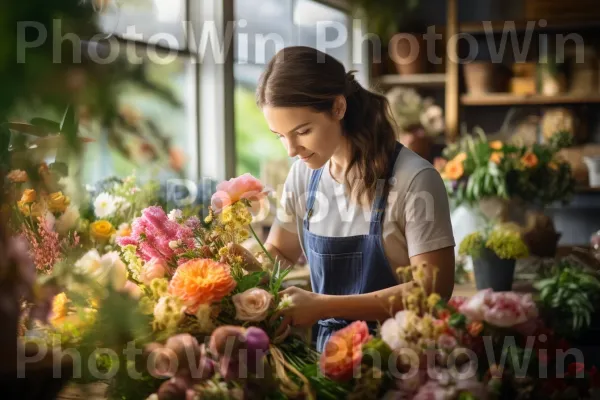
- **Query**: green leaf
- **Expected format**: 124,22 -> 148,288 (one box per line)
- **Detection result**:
235,271 -> 267,293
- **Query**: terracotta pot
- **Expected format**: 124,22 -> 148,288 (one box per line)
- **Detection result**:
389,33 -> 426,75
464,61 -> 494,94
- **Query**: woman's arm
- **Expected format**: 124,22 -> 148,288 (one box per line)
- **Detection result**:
275,246 -> 455,329
317,246 -> 455,322
263,222 -> 304,271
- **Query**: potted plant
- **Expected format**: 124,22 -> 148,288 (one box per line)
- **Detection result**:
386,87 -> 444,160
346,0 -> 424,75
459,224 -> 530,291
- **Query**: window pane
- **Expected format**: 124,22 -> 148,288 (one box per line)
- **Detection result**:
294,0 -> 350,68
96,0 -> 187,50
81,45 -> 196,183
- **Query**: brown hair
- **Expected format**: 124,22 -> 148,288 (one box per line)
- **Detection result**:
256,46 -> 398,205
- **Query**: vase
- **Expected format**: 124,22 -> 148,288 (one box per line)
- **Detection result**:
473,248 -> 516,291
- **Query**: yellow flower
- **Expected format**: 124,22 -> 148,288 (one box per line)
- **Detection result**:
442,159 -> 464,180
50,293 -> 69,327
20,189 -> 37,203
490,152 -> 503,164
489,140 -> 503,150
90,220 -> 115,242
116,223 -> 132,238
18,201 -> 44,217
47,191 -> 70,213
548,161 -> 558,171
427,293 -> 441,310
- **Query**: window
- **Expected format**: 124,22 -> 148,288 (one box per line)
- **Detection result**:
233,0 -> 355,179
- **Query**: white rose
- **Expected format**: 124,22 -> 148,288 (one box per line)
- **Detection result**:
232,288 -> 273,322
56,205 -> 80,234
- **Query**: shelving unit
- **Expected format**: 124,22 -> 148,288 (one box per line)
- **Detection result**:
376,73 -> 446,88
461,94 -> 600,106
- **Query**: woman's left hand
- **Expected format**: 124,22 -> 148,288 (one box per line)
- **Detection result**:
270,286 -> 325,335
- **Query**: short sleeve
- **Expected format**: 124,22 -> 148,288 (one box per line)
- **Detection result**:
274,162 -> 300,234
403,168 -> 455,257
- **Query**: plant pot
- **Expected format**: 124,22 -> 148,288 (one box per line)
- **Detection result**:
464,62 -> 495,94
473,248 -> 516,291
389,33 -> 426,75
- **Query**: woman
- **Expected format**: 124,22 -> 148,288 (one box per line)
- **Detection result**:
256,46 -> 455,352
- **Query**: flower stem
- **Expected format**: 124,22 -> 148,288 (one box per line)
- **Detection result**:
249,224 -> 274,266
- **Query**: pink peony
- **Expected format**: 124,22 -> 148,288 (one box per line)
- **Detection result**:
210,173 -> 269,213
140,257 -> 168,285
459,289 -> 538,328
231,288 -> 273,322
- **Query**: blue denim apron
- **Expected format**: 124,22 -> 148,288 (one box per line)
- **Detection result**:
303,142 -> 403,352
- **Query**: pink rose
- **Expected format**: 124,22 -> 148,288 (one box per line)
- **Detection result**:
232,288 -> 273,322
140,257 -> 167,285
210,173 -> 269,213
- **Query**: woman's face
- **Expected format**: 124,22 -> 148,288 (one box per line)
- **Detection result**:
262,102 -> 345,169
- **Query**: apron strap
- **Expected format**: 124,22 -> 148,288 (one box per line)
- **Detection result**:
369,142 -> 403,235
304,167 -> 324,231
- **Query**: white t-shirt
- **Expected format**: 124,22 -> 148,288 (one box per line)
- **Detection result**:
274,146 -> 456,269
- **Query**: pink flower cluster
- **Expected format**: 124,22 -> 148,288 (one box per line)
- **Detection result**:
118,206 -> 195,266
22,216 -> 79,273
458,289 -> 538,328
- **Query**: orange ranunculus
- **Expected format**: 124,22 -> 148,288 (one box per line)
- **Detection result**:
489,141 -> 503,150
490,152 -> 503,164
521,151 -> 539,168
453,152 -> 467,163
20,189 -> 37,203
443,159 -> 464,180
320,321 -> 371,382
168,258 -> 236,314
210,173 -> 269,213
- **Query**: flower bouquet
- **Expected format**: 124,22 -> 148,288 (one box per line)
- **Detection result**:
459,224 -> 529,291
438,129 -> 575,208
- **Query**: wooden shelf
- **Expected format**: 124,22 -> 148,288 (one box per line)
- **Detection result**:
461,93 -> 600,106
458,19 -> 600,34
376,73 -> 446,88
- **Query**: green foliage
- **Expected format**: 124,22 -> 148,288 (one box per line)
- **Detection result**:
441,129 -> 576,207
346,0 -> 421,40
234,86 -> 287,176
535,262 -> 600,337
459,226 -> 529,260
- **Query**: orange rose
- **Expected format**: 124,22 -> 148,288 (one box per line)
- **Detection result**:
490,152 -> 503,164
210,173 -> 269,213
521,151 -> 539,168
489,141 -> 503,150
18,201 -> 44,217
320,321 -> 371,382
20,189 -> 36,203
443,159 -> 464,180
168,258 -> 236,314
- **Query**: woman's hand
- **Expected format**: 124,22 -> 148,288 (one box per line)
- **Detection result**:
270,286 -> 325,335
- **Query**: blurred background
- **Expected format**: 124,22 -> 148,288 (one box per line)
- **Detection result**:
4,0 -> 600,261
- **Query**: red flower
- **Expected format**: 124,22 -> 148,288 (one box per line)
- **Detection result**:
437,309 -> 451,322
319,321 -> 371,382
589,366 -> 600,388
